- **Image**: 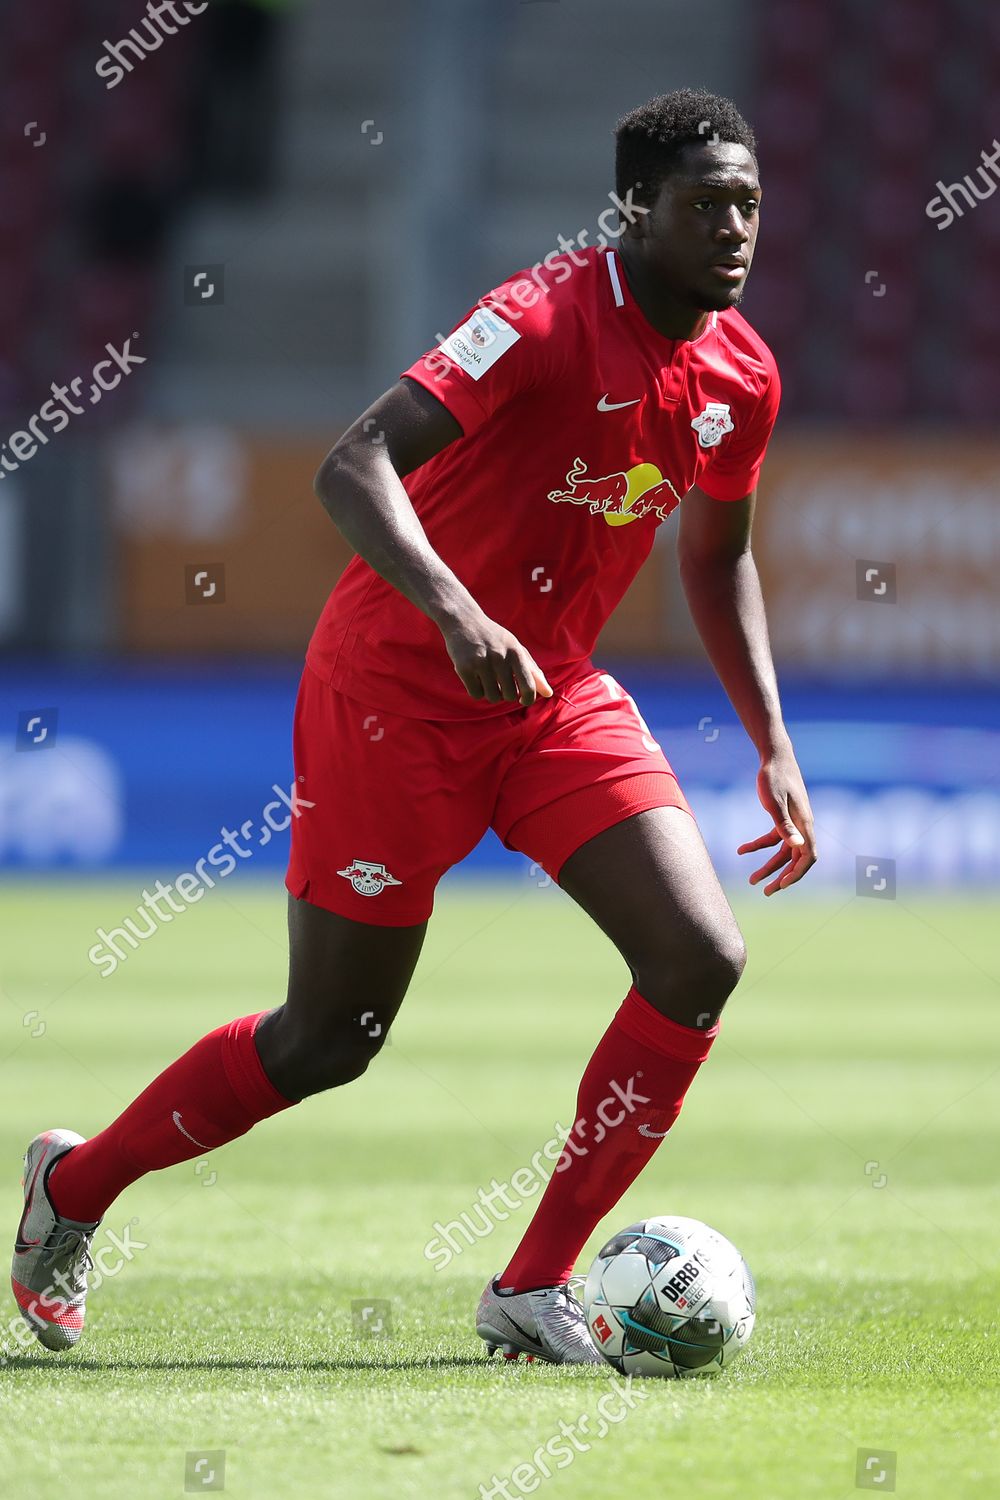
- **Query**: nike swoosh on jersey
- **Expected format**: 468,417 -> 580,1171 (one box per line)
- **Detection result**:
637,1123 -> 670,1139
596,394 -> 641,411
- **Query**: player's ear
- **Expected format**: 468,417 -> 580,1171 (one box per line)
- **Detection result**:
621,200 -> 652,243
615,175 -> 657,243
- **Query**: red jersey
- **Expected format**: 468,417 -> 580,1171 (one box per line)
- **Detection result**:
306,244 -> 780,719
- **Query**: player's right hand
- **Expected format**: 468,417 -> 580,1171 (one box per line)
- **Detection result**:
440,611 -> 553,707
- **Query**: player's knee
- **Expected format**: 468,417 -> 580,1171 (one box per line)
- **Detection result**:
257,1005 -> 386,1097
713,928 -> 748,997
286,1032 -> 380,1095
687,927 -> 746,1005
634,925 -> 747,1020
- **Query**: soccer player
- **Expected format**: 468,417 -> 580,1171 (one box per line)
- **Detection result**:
12,89 -> 816,1362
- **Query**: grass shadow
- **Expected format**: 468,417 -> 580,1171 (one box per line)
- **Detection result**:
3,1353 -> 525,1374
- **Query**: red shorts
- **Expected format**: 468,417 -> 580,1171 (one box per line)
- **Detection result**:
285,661 -> 693,925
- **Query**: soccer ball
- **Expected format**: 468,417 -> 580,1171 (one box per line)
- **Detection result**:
583,1215 -> 755,1377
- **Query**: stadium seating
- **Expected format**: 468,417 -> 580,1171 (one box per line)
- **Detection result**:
0,1 -> 192,422
750,0 -> 997,421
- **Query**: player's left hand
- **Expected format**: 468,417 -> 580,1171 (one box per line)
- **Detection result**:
738,747 -> 817,895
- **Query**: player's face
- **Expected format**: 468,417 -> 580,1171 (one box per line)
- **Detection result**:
635,142 -> 761,313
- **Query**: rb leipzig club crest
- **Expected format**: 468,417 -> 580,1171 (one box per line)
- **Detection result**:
691,401 -> 735,449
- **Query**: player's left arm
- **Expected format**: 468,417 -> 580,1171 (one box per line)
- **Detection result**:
677,484 -> 817,895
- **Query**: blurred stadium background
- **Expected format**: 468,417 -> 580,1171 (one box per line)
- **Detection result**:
2,5 -> 999,1496
1,0 -> 998,897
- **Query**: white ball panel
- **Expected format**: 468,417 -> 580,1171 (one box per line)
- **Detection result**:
599,1250 -> 654,1308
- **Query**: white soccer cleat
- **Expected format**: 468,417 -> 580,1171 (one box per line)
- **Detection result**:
476,1273 -> 605,1365
10,1130 -> 100,1351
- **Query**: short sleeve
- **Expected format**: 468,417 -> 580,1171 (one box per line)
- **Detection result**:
696,360 -> 781,502
400,274 -> 565,439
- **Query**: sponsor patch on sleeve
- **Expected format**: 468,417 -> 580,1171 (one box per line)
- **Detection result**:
437,308 -> 520,381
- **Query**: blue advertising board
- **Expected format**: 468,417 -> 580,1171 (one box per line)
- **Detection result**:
2,660 -> 998,888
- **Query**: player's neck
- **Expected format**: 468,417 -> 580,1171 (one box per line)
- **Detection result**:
616,246 -> 709,343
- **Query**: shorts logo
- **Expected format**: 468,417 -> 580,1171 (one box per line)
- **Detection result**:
337,859 -> 403,897
691,400 -> 734,448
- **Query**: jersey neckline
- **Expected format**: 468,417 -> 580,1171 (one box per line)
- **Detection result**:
603,248 -> 718,354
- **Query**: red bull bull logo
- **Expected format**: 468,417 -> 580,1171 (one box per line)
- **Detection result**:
547,456 -> 685,527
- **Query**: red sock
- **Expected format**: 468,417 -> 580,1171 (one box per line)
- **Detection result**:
47,1012 -> 295,1223
499,985 -> 719,1291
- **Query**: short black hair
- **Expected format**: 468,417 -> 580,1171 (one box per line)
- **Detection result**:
614,88 -> 757,209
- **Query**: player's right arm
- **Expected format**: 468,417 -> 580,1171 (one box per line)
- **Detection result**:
314,376 -> 552,707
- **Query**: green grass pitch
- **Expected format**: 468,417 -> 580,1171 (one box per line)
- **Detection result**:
1,878 -> 997,1499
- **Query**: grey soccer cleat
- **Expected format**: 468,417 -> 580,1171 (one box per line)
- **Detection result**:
11,1130 -> 100,1351
476,1273 -> 605,1365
